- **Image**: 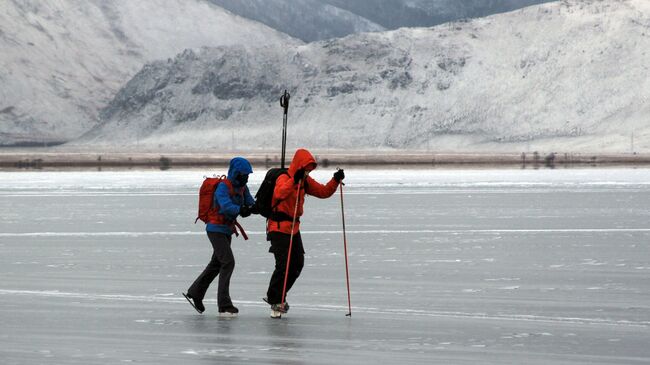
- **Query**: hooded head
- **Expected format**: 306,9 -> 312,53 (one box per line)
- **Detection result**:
288,148 -> 317,177
227,157 -> 253,187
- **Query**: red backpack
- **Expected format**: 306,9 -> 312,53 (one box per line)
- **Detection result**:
194,175 -> 248,239
195,175 -> 231,224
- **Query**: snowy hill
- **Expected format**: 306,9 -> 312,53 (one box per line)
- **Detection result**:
81,0 -> 650,152
0,0 -> 298,146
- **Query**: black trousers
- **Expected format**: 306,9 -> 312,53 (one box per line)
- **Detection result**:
266,231 -> 305,304
187,232 -> 234,308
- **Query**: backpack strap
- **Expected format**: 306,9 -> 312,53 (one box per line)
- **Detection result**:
220,177 -> 245,198
270,175 -> 302,223
269,171 -> 297,217
220,176 -> 248,239
270,211 -> 300,223
220,176 -> 235,195
212,177 -> 240,211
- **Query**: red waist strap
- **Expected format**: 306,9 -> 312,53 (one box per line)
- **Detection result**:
232,221 -> 249,240
207,216 -> 248,240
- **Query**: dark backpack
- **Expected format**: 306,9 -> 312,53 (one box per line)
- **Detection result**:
254,168 -> 288,218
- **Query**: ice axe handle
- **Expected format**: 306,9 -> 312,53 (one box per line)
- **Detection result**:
280,90 -> 290,113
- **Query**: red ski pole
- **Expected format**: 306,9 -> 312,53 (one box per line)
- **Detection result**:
280,178 -> 302,312
339,182 -> 352,317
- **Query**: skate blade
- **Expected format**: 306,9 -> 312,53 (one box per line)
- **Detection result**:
182,293 -> 203,314
218,312 -> 238,318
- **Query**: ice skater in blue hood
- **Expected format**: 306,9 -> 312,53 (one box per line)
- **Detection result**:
184,157 -> 257,316
206,157 -> 256,235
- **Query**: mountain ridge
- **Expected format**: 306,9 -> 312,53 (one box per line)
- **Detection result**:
80,0 -> 650,153
209,0 -> 554,42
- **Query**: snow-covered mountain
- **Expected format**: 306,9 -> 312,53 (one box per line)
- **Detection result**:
209,0 -> 553,42
208,0 -> 386,42
324,0 -> 555,29
0,0 -> 298,146
81,0 -> 650,152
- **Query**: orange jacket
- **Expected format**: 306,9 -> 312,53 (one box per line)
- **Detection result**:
267,149 -> 339,235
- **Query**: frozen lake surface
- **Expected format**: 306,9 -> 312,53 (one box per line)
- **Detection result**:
1,168 -> 649,364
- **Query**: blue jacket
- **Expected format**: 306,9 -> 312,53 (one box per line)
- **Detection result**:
206,157 -> 255,235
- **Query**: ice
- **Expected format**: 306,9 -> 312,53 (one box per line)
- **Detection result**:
1,168 -> 649,364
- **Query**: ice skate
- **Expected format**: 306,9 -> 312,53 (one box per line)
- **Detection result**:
270,308 -> 283,319
263,297 -> 289,313
183,293 -> 205,314
218,305 -> 239,317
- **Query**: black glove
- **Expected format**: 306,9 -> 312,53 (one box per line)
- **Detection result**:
333,169 -> 345,182
250,203 -> 260,215
239,205 -> 251,218
294,169 -> 305,184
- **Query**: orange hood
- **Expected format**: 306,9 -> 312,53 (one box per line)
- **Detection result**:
288,149 -> 317,177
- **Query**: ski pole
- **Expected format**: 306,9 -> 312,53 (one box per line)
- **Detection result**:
280,178 -> 301,312
280,90 -> 290,169
339,180 -> 352,317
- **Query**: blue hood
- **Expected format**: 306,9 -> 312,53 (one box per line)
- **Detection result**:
227,157 -> 253,186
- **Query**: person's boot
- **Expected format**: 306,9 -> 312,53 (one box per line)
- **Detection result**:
183,293 -> 205,314
218,305 -> 239,317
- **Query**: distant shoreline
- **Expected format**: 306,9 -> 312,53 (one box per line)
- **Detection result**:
2,151 -> 650,170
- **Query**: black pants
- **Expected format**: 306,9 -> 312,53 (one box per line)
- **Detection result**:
187,232 -> 234,308
266,232 -> 305,304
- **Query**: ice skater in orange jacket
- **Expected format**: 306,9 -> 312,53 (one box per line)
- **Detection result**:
264,148 -> 345,313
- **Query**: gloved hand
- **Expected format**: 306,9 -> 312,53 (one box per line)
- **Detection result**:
294,169 -> 305,184
333,169 -> 345,182
250,203 -> 260,215
239,205 -> 251,218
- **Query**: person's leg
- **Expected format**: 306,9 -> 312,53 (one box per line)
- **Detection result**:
187,232 -> 223,301
266,232 -> 290,304
266,232 -> 305,304
213,234 -> 236,309
284,233 -> 304,294
267,251 -> 288,304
